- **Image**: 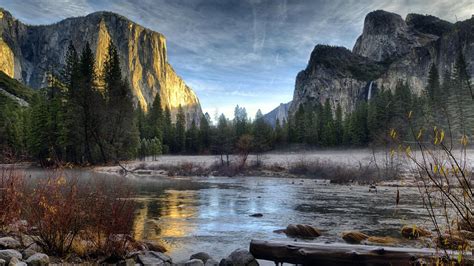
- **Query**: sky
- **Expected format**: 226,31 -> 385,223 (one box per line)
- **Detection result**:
2,0 -> 473,119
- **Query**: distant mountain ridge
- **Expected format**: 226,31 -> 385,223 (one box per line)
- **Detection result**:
289,10 -> 474,116
0,7 -> 202,123
263,101 -> 291,127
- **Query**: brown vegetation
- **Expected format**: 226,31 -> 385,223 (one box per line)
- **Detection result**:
0,167 -> 138,260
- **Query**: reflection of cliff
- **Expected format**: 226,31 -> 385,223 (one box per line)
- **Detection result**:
132,190 -> 198,251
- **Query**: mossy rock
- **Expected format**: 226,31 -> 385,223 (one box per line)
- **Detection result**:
341,231 -> 369,244
284,224 -> 321,238
401,225 -> 431,239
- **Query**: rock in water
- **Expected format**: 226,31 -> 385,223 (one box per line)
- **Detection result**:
341,231 -> 369,244
0,250 -> 22,264
0,7 -> 202,125
284,224 -> 321,238
401,225 -> 431,239
25,253 -> 49,266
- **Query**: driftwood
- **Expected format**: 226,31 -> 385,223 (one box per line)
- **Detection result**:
249,240 -> 474,266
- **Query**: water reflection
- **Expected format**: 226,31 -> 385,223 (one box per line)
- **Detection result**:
132,190 -> 199,253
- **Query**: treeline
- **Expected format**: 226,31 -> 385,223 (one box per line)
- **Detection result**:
0,46 -> 472,165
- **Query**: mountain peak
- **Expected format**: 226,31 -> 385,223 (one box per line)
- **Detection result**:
353,9 -> 427,61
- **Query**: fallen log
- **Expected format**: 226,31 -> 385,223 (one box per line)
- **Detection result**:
249,240 -> 474,266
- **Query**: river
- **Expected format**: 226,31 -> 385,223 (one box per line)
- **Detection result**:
23,168 -> 431,262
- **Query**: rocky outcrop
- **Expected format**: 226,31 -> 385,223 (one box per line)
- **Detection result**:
263,101 -> 291,126
0,8 -> 201,123
289,45 -> 385,115
290,10 -> 473,117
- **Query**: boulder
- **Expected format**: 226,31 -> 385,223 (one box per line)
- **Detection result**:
284,224 -> 321,238
341,231 -> 369,244
401,225 -> 431,239
137,251 -> 172,265
190,252 -> 212,263
220,249 -> 258,266
0,238 -> 21,249
25,253 -> 49,266
0,259 -> 5,266
205,259 -> 219,266
21,244 -> 42,260
7,257 -> 26,266
184,259 -> 204,266
0,250 -> 22,264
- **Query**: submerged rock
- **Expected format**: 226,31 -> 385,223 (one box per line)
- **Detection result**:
283,224 -> 321,238
401,225 -> 431,239
341,231 -> 369,244
25,253 -> 49,266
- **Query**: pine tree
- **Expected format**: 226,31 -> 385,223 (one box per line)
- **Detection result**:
252,109 -> 273,161
175,105 -> 186,153
148,92 -> 164,140
162,107 -> 173,153
101,40 -> 138,161
213,114 -> 234,165
199,113 -> 211,152
186,120 -> 199,153
334,104 -> 343,145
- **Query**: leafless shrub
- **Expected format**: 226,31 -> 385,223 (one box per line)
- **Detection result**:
0,167 -> 24,230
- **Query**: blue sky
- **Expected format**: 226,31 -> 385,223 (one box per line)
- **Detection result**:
2,0 -> 472,119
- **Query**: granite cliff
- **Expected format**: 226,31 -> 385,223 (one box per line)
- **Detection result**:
0,8 -> 201,123
289,10 -> 473,117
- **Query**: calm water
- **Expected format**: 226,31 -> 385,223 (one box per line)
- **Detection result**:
23,168 -> 430,262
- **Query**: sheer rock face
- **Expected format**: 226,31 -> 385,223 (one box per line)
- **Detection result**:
290,10 -> 473,117
289,45 -> 385,116
263,101 -> 291,127
0,8 -> 201,124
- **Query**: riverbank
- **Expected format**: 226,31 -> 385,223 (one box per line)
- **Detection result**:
95,149 -> 415,185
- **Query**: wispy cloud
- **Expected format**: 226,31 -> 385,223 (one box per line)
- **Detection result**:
2,0 -> 472,118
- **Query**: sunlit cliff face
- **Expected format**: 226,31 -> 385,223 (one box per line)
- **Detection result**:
0,38 -> 14,78
132,190 -> 198,252
0,9 -> 202,122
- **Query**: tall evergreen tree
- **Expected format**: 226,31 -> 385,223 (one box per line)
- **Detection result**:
175,105 -> 186,153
